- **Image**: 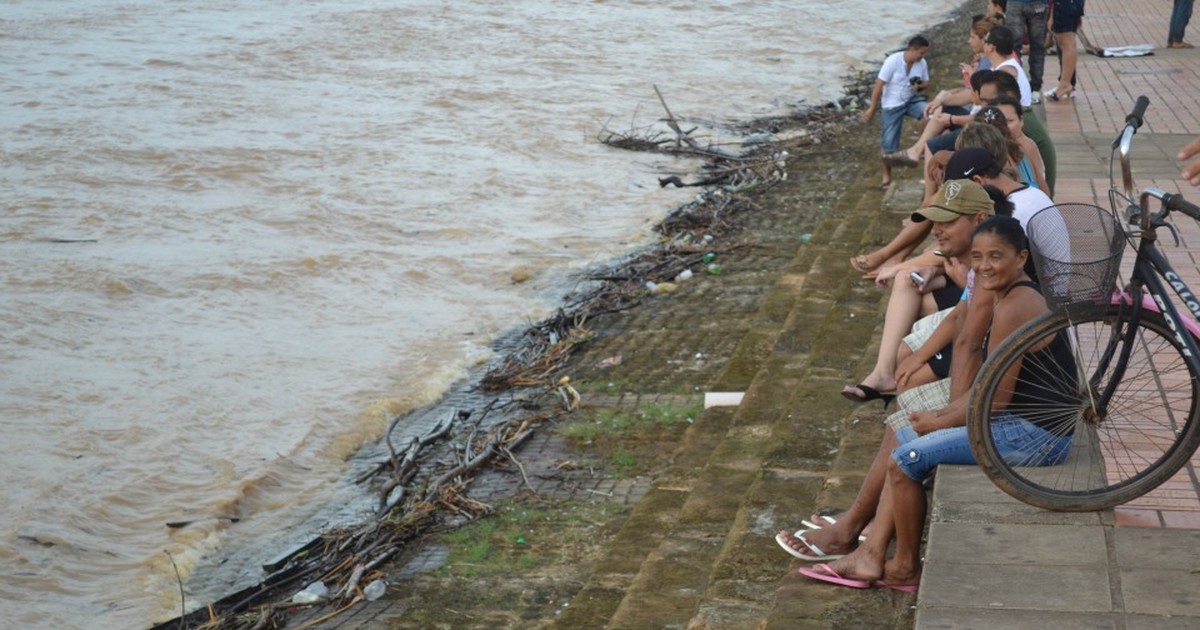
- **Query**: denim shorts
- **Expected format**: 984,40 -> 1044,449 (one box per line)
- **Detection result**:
891,413 -> 1072,481
881,97 -> 927,153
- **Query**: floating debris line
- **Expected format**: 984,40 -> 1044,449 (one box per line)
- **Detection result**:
151,74 -> 870,630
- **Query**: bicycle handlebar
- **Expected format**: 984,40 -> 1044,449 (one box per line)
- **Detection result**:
1115,97 -> 1150,200
1165,191 -> 1200,222
1126,96 -> 1150,130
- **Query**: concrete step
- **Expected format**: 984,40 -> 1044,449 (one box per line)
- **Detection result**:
548,157 -> 911,629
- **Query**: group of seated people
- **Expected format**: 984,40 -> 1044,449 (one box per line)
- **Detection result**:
773,14 -> 1079,591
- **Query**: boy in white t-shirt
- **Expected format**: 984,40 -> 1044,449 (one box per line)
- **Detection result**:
863,36 -> 931,190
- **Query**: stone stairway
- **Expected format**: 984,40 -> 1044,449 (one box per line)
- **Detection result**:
548,168 -> 923,629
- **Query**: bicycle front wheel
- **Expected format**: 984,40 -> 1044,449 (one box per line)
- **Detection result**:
968,302 -> 1200,511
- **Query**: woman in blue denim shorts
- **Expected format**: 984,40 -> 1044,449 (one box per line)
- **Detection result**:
862,36 -> 930,190
786,216 -> 1077,592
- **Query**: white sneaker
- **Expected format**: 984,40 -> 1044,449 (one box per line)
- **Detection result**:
1030,92 -> 1042,104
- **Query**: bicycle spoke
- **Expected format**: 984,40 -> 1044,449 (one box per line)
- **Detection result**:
970,304 -> 1200,511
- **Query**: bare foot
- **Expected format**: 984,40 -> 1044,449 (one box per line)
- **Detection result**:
805,511 -> 874,543
822,550 -> 885,583
881,558 -> 922,587
850,254 -> 877,276
841,372 -> 897,400
777,526 -> 859,558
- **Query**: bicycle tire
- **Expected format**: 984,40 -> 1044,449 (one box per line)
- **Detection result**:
968,302 -> 1200,511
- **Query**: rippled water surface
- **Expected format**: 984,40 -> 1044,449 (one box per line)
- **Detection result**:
0,0 -> 961,626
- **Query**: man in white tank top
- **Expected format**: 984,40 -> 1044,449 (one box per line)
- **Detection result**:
982,26 -> 1032,108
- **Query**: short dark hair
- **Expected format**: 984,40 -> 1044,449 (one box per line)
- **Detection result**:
991,0 -> 1008,13
980,70 -> 1020,100
982,184 -> 1015,217
973,215 -> 1028,254
908,35 -> 930,49
970,69 -> 995,93
988,93 -> 1024,118
985,25 -> 1016,56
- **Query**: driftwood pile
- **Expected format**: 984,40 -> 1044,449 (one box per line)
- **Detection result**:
153,75 -> 870,630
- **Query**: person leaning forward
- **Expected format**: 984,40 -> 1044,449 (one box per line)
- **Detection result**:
863,36 -> 931,191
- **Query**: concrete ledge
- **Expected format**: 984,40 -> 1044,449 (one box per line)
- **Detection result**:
917,465 -> 1200,628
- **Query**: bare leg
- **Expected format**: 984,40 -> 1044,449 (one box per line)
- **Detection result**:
780,429 -> 899,556
882,458 -> 925,585
818,459 -> 900,583
844,278 -> 925,395
1053,32 -> 1078,96
900,116 -> 950,162
852,221 -> 931,276
881,158 -> 893,189
922,154 -> 941,208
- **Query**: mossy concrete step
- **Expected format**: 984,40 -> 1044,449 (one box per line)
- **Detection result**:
566,170 -> 901,629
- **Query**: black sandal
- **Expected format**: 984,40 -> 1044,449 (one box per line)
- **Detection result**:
841,384 -> 897,409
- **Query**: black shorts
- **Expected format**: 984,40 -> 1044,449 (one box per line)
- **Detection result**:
931,281 -> 962,312
1053,0 -> 1084,33
928,342 -> 954,378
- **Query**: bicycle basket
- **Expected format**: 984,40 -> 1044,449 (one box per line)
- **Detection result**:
1025,203 -> 1125,308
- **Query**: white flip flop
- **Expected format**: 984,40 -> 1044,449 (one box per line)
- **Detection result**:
774,528 -> 846,562
802,514 -> 869,543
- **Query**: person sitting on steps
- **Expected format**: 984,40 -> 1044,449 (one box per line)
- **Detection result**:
784,216 -> 1077,593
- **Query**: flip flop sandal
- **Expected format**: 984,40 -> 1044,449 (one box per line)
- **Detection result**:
797,563 -> 872,589
873,580 -> 920,593
774,529 -> 845,562
801,514 -> 869,543
884,151 -> 919,167
849,255 -> 874,274
840,384 -> 897,409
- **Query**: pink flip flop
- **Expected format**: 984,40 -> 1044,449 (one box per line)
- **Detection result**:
873,580 -> 919,593
797,563 -> 871,589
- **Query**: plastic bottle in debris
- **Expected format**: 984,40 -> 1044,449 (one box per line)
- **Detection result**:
363,579 -> 386,601
292,580 -> 329,604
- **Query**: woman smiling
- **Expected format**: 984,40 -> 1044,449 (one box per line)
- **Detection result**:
789,215 -> 1077,592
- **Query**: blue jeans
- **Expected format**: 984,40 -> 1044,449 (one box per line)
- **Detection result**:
1006,0 -> 1049,90
891,414 -> 1072,481
881,97 -> 926,153
1170,0 -> 1194,44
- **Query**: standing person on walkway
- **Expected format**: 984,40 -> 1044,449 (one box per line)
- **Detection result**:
1169,0 -> 1195,48
1046,0 -> 1084,99
1005,0 -> 1050,102
863,36 -> 931,191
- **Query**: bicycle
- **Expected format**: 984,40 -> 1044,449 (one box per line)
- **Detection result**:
967,96 -> 1200,511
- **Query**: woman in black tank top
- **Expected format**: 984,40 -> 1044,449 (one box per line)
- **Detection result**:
791,216 -> 1076,593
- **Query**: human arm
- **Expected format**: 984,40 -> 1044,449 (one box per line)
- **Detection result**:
947,285 -> 996,400
911,286 -> 1041,433
942,255 -> 970,289
895,302 -> 964,389
965,290 -> 1050,412
924,87 -> 975,117
874,248 -> 944,288
863,78 -> 885,122
1180,136 -> 1200,187
1022,136 -> 1051,196
909,397 -> 968,435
